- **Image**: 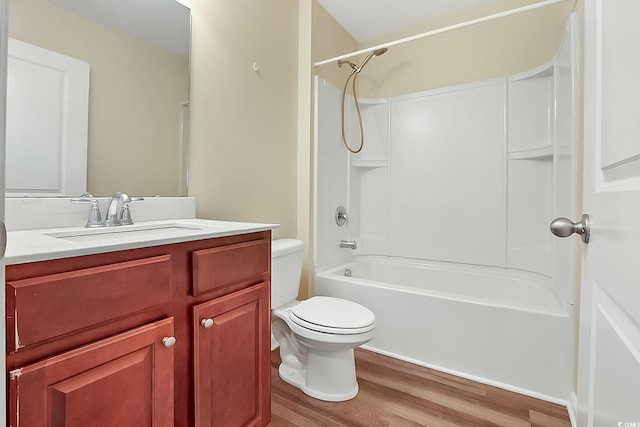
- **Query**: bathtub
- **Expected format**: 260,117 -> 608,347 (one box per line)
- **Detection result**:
314,256 -> 572,403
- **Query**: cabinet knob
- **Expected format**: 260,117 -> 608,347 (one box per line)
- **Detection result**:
162,336 -> 177,348
201,318 -> 214,329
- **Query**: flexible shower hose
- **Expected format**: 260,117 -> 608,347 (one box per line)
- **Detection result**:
340,70 -> 365,154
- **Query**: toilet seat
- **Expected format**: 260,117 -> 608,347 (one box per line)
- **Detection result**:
289,296 -> 375,335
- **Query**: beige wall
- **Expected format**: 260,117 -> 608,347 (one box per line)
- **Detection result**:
290,2 -> 359,299
311,1 -> 359,88
186,0 -> 354,298
357,0 -> 575,97
9,0 -> 189,197
187,0 -> 299,239
297,0 -> 314,299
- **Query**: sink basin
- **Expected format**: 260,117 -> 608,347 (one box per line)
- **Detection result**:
44,223 -> 205,242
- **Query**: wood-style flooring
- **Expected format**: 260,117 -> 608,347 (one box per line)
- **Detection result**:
269,348 -> 572,427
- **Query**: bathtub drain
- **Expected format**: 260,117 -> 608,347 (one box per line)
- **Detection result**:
344,268 -> 352,277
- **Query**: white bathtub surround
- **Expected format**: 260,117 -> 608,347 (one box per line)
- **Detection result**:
314,54 -> 576,301
5,196 -> 196,231
313,18 -> 577,405
315,256 -> 573,403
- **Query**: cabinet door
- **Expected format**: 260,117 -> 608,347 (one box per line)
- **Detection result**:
9,317 -> 175,427
193,282 -> 270,427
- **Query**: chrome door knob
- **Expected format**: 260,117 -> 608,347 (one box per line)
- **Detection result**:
162,336 -> 177,348
550,214 -> 590,244
201,318 -> 214,329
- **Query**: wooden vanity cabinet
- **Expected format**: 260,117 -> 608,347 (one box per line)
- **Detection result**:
5,230 -> 272,427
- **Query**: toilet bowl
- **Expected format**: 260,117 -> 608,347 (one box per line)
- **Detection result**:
271,239 -> 376,401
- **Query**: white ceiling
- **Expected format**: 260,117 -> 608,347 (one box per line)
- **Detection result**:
50,0 -> 505,56
316,0 -> 500,42
50,0 -> 190,57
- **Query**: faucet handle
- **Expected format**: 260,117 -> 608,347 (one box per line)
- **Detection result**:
119,197 -> 144,225
86,201 -> 102,227
120,203 -> 133,225
70,197 -> 102,228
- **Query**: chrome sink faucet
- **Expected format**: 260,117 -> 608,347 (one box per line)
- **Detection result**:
103,192 -> 143,226
71,192 -> 143,227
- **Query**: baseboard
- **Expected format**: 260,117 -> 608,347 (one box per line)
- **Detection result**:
567,391 -> 578,427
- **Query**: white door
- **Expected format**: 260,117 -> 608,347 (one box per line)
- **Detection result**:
577,0 -> 640,425
6,38 -> 89,196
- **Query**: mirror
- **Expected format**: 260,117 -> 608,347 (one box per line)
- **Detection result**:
7,0 -> 190,197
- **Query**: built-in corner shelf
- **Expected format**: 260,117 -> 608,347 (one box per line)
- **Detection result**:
507,145 -> 554,160
351,159 -> 388,168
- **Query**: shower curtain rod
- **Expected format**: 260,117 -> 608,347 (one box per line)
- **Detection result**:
313,0 -> 572,67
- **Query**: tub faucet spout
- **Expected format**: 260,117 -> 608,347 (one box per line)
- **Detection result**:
340,239 -> 358,250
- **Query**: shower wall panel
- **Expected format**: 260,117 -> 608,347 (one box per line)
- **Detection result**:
314,16 -> 575,293
314,77 -> 349,266
388,82 -> 507,267
350,166 -> 388,255
348,100 -> 390,256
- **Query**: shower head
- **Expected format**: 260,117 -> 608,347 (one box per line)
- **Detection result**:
336,48 -> 389,73
358,47 -> 388,71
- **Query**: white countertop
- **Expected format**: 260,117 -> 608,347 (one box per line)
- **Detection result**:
5,218 -> 278,265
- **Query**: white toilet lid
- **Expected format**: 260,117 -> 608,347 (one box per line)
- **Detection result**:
290,296 -> 375,334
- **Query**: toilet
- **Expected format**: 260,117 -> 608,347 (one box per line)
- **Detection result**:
271,239 -> 376,402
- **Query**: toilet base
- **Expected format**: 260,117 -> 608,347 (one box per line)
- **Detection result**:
278,347 -> 359,402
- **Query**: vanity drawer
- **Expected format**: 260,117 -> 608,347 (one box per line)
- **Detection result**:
192,239 -> 269,297
6,255 -> 172,352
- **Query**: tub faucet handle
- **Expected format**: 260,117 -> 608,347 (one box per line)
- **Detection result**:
335,206 -> 349,226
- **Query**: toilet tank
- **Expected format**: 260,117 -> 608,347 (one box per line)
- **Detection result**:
271,239 -> 304,308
